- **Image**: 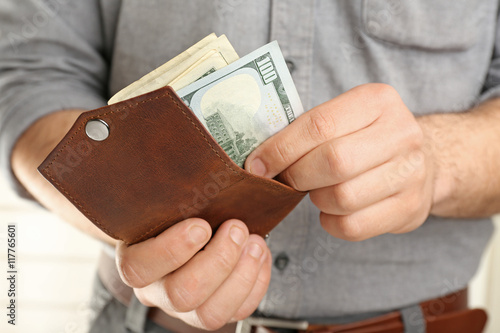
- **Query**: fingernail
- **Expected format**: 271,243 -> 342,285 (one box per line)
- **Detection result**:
248,243 -> 263,259
189,225 -> 208,244
230,226 -> 246,246
249,158 -> 266,177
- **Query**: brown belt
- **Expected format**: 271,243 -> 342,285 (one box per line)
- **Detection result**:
97,250 -> 487,333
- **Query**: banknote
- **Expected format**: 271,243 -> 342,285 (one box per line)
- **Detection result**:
109,34 -> 239,104
177,41 -> 304,167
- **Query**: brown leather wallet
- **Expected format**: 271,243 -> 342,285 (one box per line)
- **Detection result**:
38,86 -> 306,244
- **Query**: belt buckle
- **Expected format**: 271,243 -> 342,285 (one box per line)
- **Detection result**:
236,317 -> 309,333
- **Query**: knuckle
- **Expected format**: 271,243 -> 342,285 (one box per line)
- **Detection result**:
332,183 -> 358,213
364,83 -> 401,117
212,249 -> 237,274
309,190 -> 328,211
234,266 -> 258,290
325,142 -> 351,180
306,110 -> 335,143
410,192 -> 426,216
409,216 -> 425,232
405,122 -> 424,149
368,83 -> 398,101
398,193 -> 420,222
412,157 -> 427,181
159,244 -> 182,270
330,215 -> 365,242
118,256 -> 146,288
198,308 -> 228,331
280,168 -> 300,190
231,309 -> 251,323
394,204 -> 426,234
271,140 -> 295,166
231,297 -> 261,322
166,280 -> 198,312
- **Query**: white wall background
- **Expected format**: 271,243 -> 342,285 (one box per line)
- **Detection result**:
0,177 -> 101,333
0,176 -> 499,333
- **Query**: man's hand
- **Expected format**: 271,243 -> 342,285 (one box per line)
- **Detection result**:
245,83 -> 435,241
116,218 -> 271,330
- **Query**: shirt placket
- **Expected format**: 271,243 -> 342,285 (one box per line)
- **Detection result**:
259,0 -> 316,318
269,0 -> 316,109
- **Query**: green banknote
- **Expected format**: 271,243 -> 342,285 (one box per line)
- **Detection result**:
177,41 -> 304,167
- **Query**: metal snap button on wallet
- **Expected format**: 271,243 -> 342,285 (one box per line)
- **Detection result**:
85,119 -> 109,141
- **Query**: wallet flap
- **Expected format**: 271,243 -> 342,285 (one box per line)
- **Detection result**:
39,86 -> 306,244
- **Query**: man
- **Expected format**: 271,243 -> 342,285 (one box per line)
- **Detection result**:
1,1 -> 499,332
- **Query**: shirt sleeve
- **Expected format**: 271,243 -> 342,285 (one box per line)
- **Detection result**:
0,0 -> 109,198
480,9 -> 500,103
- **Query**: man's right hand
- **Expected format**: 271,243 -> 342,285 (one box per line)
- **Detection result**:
116,218 -> 271,331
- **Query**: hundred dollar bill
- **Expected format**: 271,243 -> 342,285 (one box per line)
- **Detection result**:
177,41 -> 304,167
109,34 -> 239,104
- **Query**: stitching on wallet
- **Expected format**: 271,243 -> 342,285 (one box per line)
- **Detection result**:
42,94 -> 165,241
165,93 -> 240,176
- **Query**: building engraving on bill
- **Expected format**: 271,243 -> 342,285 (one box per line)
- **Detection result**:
206,110 -> 257,166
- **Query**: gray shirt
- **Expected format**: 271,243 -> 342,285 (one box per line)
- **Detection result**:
0,0 -> 498,319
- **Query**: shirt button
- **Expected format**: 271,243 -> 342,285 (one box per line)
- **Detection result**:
274,252 -> 290,271
285,59 -> 296,74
